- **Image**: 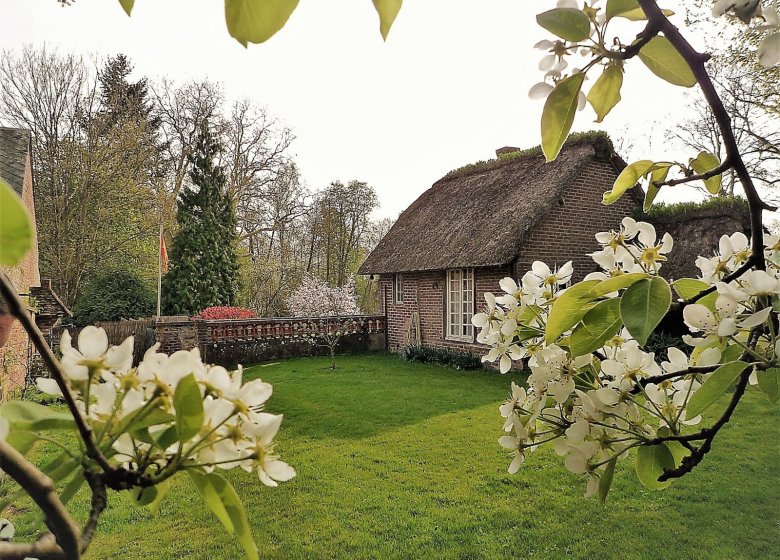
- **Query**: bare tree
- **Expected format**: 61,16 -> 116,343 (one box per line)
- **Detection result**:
669,62 -> 779,199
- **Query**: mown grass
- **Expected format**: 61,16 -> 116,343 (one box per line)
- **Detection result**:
11,354 -> 780,559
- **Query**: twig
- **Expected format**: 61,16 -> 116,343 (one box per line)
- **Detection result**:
653,160 -> 732,188
684,256 -> 756,305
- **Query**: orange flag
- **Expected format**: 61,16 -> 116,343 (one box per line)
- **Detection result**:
160,232 -> 169,272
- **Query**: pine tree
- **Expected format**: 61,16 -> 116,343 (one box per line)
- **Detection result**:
162,122 -> 240,316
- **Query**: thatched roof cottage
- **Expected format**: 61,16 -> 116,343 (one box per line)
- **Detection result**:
359,132 -> 643,354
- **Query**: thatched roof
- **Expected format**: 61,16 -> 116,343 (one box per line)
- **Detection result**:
360,132 -> 639,275
0,127 -> 31,195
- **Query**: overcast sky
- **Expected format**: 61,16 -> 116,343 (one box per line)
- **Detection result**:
2,0 -> 707,219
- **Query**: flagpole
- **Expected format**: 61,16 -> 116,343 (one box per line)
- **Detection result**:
157,222 -> 163,319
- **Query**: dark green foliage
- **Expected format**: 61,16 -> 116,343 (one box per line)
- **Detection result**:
97,54 -> 161,134
644,331 -> 688,361
633,195 -> 749,221
72,269 -> 155,326
400,345 -> 483,370
162,123 -> 240,316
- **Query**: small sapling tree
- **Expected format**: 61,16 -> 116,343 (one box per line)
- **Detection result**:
286,276 -> 360,369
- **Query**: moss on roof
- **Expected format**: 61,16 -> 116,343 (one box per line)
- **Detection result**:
444,130 -> 614,180
635,196 -> 750,222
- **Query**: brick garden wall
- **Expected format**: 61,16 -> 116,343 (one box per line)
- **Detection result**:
155,315 -> 386,368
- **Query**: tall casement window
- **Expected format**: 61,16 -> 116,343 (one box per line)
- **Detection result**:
446,268 -> 474,341
394,273 -> 404,304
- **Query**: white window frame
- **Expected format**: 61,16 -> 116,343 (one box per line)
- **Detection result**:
394,273 -> 404,304
445,268 -> 474,342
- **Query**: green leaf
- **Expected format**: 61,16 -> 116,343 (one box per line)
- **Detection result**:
125,408 -> 175,432
0,401 -> 76,431
536,8 -> 592,42
154,425 -> 180,450
587,64 -> 623,123
541,73 -> 586,162
635,443 -> 675,489
569,299 -> 622,357
720,343 -> 743,364
134,478 -> 171,515
224,0 -> 300,46
687,361 -> 750,418
606,0 -> 675,20
372,0 -> 402,40
620,277 -> 671,346
59,471 -> 86,506
188,470 -> 234,533
5,430 -> 38,454
756,368 -> 780,403
672,278 -> 717,311
586,272 -> 648,298
643,164 -> 671,212
689,151 -> 722,195
189,471 -> 258,560
598,457 -> 617,504
656,427 -> 691,467
0,178 -> 33,266
545,280 -> 600,343
173,373 -> 204,443
606,0 -> 641,20
638,36 -> 697,87
603,160 -> 655,205
118,0 -> 134,16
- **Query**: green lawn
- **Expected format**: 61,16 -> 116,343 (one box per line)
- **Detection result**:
13,354 -> 780,559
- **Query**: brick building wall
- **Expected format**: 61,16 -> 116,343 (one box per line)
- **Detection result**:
1,151 -> 40,397
379,158 -> 639,357
380,265 -> 510,354
513,160 -> 636,281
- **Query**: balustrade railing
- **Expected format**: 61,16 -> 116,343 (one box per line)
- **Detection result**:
198,315 -> 386,344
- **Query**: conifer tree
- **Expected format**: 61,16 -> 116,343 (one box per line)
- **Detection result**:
162,122 -> 240,315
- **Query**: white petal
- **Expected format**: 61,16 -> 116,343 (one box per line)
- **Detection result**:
683,304 -> 716,331
637,222 -> 657,247
0,518 -> 16,540
533,39 -> 555,50
264,458 -> 296,482
500,354 -> 512,374
78,326 -> 109,359
758,33 -> 780,66
36,377 -> 64,396
740,307 -> 772,329
499,277 -> 518,295
508,452 -> 525,474
528,82 -> 554,100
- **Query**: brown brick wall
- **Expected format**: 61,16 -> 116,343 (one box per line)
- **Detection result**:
381,266 -> 509,355
513,160 -> 637,280
1,152 -> 41,397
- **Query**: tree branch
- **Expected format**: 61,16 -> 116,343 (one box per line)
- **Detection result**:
0,273 -> 113,474
0,441 -> 80,559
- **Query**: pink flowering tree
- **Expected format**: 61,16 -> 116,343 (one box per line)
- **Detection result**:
286,276 -> 360,369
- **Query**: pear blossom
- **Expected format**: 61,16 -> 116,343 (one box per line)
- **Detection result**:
601,346 -> 661,391
34,327 -> 295,493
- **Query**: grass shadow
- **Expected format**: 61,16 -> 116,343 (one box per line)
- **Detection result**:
243,353 -> 523,440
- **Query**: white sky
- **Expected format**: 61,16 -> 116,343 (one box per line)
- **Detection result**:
1,0 -> 708,219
